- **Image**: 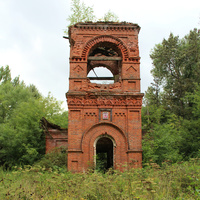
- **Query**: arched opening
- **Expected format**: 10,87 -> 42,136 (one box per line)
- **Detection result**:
87,42 -> 122,84
95,137 -> 114,172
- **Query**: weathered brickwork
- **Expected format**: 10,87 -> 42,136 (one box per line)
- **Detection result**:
41,118 -> 68,153
66,22 -> 143,172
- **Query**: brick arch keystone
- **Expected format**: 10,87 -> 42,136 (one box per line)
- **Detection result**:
81,35 -> 129,60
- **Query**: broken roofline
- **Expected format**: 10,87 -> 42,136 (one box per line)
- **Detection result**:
74,21 -> 140,28
68,21 -> 141,33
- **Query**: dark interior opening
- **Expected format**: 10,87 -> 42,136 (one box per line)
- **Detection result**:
96,137 -> 113,172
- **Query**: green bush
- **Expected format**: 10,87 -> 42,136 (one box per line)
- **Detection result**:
35,147 -> 67,171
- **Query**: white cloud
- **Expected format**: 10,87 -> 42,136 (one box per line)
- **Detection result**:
0,0 -> 199,111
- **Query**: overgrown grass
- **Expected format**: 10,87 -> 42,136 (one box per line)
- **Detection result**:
0,158 -> 200,199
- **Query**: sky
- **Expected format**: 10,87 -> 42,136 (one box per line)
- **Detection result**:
0,0 -> 199,110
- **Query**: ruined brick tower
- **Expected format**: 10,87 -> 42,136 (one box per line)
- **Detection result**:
66,22 -> 143,172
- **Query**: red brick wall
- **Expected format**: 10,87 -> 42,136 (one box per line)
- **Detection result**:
66,22 -> 143,172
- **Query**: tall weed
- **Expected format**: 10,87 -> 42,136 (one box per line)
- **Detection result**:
0,158 -> 199,199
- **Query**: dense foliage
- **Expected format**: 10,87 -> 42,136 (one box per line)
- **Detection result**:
0,158 -> 199,199
0,66 -> 68,167
142,29 -> 200,165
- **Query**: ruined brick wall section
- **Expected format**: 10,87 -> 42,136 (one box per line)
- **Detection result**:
45,129 -> 68,153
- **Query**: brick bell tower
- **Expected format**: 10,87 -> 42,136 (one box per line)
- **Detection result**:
66,22 -> 143,172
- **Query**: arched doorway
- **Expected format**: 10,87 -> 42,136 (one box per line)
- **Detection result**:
95,136 -> 114,172
82,122 -> 128,172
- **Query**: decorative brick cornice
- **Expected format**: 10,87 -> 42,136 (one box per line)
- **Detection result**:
67,95 -> 142,107
72,22 -> 140,32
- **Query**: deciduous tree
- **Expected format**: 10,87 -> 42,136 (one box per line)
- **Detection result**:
65,0 -> 119,35
142,29 -> 200,164
0,66 -> 68,166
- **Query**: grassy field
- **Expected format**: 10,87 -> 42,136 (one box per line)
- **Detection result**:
0,159 -> 200,200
